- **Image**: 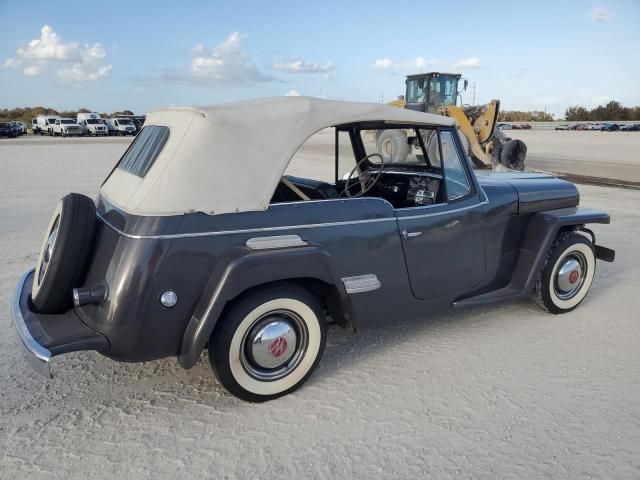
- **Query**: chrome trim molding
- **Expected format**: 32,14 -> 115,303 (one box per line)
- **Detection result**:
96,212 -> 397,240
246,234 -> 308,250
11,269 -> 52,378
97,199 -> 488,241
342,274 -> 382,294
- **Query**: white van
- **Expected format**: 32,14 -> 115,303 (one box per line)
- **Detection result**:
51,118 -> 83,137
104,117 -> 137,136
77,112 -> 108,136
33,115 -> 61,135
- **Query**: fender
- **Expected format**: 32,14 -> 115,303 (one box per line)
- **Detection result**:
454,207 -> 612,308
177,244 -> 352,369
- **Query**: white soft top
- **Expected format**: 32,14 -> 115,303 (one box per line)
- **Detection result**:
100,96 -> 455,216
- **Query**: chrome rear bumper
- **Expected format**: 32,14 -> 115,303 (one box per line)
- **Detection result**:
10,270 -> 109,378
11,270 -> 52,378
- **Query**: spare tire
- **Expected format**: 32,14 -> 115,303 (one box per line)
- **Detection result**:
32,193 -> 96,313
376,129 -> 410,163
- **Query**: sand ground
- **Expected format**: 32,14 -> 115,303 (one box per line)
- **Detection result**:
1,135 -> 639,479
509,130 -> 640,182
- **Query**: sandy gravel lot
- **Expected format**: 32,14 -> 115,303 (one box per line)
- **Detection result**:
509,130 -> 640,183
1,136 -> 639,479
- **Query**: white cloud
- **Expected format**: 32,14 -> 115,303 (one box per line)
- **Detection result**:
372,56 -> 439,70
589,7 -> 613,22
58,64 -> 112,81
165,32 -> 273,85
273,59 -> 333,74
373,58 -> 393,69
24,66 -> 40,76
285,89 -> 301,96
453,57 -> 481,69
592,94 -> 611,105
3,25 -> 111,82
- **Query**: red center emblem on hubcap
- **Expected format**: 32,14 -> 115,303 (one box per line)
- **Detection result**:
569,270 -> 579,284
268,337 -> 288,358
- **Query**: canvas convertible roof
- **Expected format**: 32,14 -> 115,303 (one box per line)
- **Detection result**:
100,96 -> 456,216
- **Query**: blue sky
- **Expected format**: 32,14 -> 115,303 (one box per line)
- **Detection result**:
1,0 -> 639,117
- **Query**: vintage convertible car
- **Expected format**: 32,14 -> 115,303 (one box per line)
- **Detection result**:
11,97 -> 615,402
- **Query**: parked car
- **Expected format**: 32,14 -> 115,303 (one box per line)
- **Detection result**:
620,123 -> 640,131
51,118 -> 83,137
105,117 -> 137,136
9,121 -> 26,135
555,124 -> 570,131
33,115 -> 61,135
574,124 -> 589,131
77,112 -> 108,136
11,98 -> 615,402
497,123 -> 512,130
518,124 -> 532,130
600,123 -> 620,131
0,121 -> 17,138
585,123 -> 600,130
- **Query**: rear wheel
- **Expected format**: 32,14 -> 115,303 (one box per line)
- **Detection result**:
209,284 -> 327,402
532,232 -> 596,314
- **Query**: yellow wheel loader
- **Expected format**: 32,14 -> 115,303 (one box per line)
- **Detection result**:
384,72 -> 526,170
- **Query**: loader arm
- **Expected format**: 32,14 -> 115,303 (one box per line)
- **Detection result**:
439,103 -> 500,169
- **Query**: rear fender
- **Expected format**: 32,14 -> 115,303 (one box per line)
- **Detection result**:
177,245 -> 351,369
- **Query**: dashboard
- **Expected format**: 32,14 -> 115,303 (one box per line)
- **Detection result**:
369,170 -> 444,209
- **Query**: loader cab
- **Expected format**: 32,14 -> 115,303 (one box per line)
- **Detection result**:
405,73 -> 466,114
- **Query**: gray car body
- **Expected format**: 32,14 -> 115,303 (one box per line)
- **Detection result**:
12,123 -> 613,377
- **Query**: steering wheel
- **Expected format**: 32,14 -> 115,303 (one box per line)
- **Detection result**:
342,153 -> 385,197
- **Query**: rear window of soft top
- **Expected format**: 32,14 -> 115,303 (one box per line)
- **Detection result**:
116,126 -> 169,177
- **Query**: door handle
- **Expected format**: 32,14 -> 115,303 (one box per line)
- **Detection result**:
402,230 -> 422,239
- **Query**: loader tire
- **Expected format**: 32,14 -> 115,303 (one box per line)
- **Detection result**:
499,139 -> 527,171
376,130 -> 410,163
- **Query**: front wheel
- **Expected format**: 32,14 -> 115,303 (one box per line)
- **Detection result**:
532,232 -> 596,314
209,284 -> 327,402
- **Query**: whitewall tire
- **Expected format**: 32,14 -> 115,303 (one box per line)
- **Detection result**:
209,284 -> 327,402
533,232 -> 596,314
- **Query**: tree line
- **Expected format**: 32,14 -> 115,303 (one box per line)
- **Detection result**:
564,101 -> 640,121
498,110 -> 554,122
0,107 -> 136,124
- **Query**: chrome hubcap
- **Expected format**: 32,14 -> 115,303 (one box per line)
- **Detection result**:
554,252 -> 587,300
241,310 -> 308,381
38,217 -> 60,285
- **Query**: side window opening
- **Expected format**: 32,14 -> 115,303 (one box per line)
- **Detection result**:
270,125 -> 467,208
271,128 -> 359,204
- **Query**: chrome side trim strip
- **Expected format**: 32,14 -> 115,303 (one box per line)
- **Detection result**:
97,200 -> 488,240
96,212 -> 397,240
342,274 -> 382,294
11,269 -> 52,378
246,235 -> 308,250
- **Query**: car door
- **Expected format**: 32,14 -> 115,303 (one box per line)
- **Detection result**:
396,129 -> 486,300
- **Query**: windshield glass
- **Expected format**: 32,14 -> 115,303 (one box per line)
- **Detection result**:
117,119 -> 133,125
406,79 -> 425,103
61,119 -> 75,124
428,75 -> 458,106
87,119 -> 102,124
48,118 -> 58,124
